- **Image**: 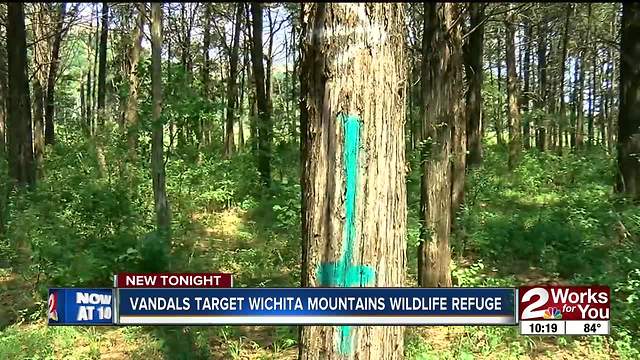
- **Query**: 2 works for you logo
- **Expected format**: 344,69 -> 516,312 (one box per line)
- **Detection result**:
519,286 -> 610,321
48,291 -> 59,322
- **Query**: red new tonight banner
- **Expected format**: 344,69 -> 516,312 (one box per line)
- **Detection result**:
115,273 -> 233,288
518,286 -> 610,321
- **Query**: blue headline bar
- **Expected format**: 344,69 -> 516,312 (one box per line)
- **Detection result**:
117,288 -> 515,325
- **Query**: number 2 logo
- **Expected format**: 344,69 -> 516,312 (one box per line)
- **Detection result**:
521,288 -> 549,320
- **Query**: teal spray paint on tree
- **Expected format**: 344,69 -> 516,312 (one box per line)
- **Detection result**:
316,114 -> 376,354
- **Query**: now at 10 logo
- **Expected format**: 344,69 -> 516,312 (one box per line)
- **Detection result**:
518,286 -> 610,321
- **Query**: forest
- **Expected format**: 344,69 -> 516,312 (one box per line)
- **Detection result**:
0,2 -> 639,359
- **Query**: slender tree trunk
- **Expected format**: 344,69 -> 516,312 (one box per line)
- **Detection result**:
522,15 -> 532,149
92,5 -> 99,131
571,59 -> 580,148
588,12 -> 596,147
496,34 -> 504,146
125,4 -> 145,158
6,3 -> 35,187
97,2 -> 108,125
505,7 -> 521,170
201,4 -> 211,148
0,13 -> 6,155
616,3 -> 640,199
32,80 -> 45,175
80,80 -> 86,130
44,3 -> 67,146
31,5 -> 48,168
0,5 -> 5,154
151,2 -> 171,233
536,20 -> 547,151
238,47 -> 246,150
250,3 -> 272,188
464,3 -> 484,167
299,4 -> 407,358
224,4 -> 243,157
577,6 -> 591,150
419,3 -> 463,288
558,4 -> 572,153
607,46 -> 616,154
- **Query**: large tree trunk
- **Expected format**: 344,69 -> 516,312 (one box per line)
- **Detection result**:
250,3 -> 272,188
464,3 -> 484,167
124,4 -> 145,158
6,3 -> 35,187
299,4 -> 407,359
616,3 -> 640,200
419,3 -> 463,288
151,2 -> 171,233
224,4 -> 243,157
44,3 -> 67,146
505,7 -> 521,170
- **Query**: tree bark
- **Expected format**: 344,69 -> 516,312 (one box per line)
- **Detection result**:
558,4 -> 572,152
250,3 -> 272,188
32,80 -> 45,175
522,14 -> 532,149
299,4 -> 407,359
125,4 -> 145,158
97,2 -> 109,125
536,19 -> 547,151
6,3 -> 35,187
31,5 -> 48,167
419,3 -> 463,288
224,3 -> 243,157
151,2 -> 171,233
464,3 -> 484,167
616,2 -> 640,200
0,5 -> 5,154
505,7 -> 521,170
44,3 -> 67,146
496,32 -> 504,146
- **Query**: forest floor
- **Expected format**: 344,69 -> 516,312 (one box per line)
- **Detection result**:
0,143 -> 638,359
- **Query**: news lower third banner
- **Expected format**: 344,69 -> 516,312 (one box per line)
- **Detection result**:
49,287 -> 516,326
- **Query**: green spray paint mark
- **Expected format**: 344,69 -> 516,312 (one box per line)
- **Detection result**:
316,114 -> 376,355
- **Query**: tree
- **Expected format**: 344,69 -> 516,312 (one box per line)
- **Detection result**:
299,3 -> 407,358
250,3 -> 272,187
31,4 -> 49,172
558,4 -> 571,151
419,3 -> 463,288
0,4 -> 5,154
124,4 -> 145,157
505,5 -> 521,170
44,3 -> 67,145
616,2 -> 640,200
224,3 -> 243,157
465,3 -> 485,167
97,2 -> 108,124
151,2 -> 171,233
6,3 -> 35,187
522,11 -> 532,149
535,10 -> 548,151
